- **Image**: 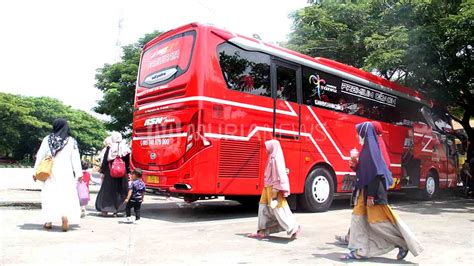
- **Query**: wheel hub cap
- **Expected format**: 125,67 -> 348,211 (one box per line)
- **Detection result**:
426,177 -> 435,195
312,175 -> 329,203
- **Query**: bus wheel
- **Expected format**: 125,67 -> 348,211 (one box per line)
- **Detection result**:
298,167 -> 334,212
420,172 -> 438,200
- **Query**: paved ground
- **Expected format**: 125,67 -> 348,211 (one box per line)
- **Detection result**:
1,168 -> 473,265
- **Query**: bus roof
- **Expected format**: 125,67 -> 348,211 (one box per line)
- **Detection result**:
144,22 -> 430,105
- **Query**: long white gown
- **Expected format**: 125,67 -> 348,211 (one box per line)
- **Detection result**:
34,136 -> 82,224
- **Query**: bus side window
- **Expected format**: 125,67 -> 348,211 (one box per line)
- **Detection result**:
217,43 -> 271,98
276,65 -> 297,102
302,66 -> 340,110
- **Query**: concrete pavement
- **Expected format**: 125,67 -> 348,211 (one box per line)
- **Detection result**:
1,168 -> 473,265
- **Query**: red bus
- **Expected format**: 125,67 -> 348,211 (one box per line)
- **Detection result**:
131,22 -> 458,212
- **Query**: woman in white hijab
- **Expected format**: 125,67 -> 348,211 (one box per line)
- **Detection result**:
95,132 -> 131,216
247,139 -> 301,239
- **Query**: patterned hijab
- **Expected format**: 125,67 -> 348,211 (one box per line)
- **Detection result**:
48,118 -> 70,156
355,122 -> 393,189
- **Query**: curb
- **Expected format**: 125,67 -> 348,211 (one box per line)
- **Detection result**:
0,201 -> 41,208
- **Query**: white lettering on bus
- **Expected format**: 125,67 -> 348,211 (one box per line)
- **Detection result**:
144,116 -> 176,126
341,80 -> 397,107
148,50 -> 180,68
141,138 -> 171,146
321,84 -> 337,93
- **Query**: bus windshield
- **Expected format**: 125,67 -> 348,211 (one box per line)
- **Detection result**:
139,31 -> 195,88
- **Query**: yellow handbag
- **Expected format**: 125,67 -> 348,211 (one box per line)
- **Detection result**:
35,155 -> 53,181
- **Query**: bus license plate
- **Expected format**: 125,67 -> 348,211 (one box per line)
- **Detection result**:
147,176 -> 159,184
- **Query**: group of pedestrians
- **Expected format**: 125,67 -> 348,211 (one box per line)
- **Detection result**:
32,118 -> 422,261
32,119 -> 145,231
245,122 -> 423,261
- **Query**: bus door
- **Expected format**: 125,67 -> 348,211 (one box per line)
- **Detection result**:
271,59 -> 302,190
435,132 -> 457,188
432,109 -> 457,188
445,135 -> 457,187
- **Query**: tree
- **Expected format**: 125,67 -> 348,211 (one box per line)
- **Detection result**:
94,30 -> 162,134
0,93 -> 107,161
288,0 -> 474,159
0,93 -> 49,159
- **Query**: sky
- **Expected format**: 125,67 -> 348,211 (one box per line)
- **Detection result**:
0,0 -> 308,118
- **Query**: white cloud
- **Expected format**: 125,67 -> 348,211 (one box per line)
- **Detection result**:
0,0 -> 307,118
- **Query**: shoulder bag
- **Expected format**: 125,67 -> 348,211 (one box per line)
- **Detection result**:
35,155 -> 53,181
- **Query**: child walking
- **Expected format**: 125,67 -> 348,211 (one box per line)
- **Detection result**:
80,161 -> 91,218
124,168 -> 146,223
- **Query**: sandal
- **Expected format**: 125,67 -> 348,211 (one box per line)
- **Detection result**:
290,225 -> 302,239
43,223 -> 52,230
340,250 -> 363,260
247,232 -> 267,239
335,234 -> 349,245
397,247 -> 409,260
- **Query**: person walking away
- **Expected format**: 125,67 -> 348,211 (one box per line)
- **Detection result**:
461,161 -> 474,196
95,132 -> 131,216
124,168 -> 146,223
33,118 -> 82,231
335,122 -> 389,245
80,160 -> 91,217
247,139 -> 301,239
341,121 -> 424,260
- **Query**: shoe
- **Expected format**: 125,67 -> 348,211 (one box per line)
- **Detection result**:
80,209 -> 86,218
290,225 -> 302,239
61,217 -> 69,232
134,218 -> 139,224
125,217 -> 133,223
43,223 -> 52,230
340,250 -> 364,260
397,247 -> 409,260
247,232 -> 267,239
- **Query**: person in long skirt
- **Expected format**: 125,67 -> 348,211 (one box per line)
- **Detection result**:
247,139 -> 301,239
33,118 -> 82,231
341,121 -> 424,260
95,132 -> 131,216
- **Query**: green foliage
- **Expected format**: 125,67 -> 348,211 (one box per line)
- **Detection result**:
288,0 -> 372,67
0,92 -> 107,160
288,0 -> 474,149
94,30 -> 162,134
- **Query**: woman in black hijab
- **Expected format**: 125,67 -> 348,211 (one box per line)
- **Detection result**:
33,118 -> 83,231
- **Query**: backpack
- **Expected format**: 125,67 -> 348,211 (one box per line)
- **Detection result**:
109,156 -> 126,178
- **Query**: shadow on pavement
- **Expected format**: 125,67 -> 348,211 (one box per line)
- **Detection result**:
391,199 -> 474,215
235,233 -> 295,244
312,252 -> 416,264
139,200 -> 257,223
18,223 -> 79,232
124,191 -> 473,223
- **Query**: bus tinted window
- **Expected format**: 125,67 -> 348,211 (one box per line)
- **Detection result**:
139,31 -> 196,88
302,66 -> 426,125
276,65 -> 297,102
217,43 -> 271,98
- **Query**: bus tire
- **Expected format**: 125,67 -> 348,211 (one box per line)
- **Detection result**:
420,172 -> 438,200
298,167 -> 334,212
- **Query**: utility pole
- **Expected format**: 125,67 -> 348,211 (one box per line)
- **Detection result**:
115,10 -> 124,62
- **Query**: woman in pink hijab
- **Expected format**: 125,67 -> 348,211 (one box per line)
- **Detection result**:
247,139 -> 301,239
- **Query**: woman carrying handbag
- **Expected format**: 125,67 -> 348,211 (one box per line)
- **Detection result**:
33,118 -> 82,232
